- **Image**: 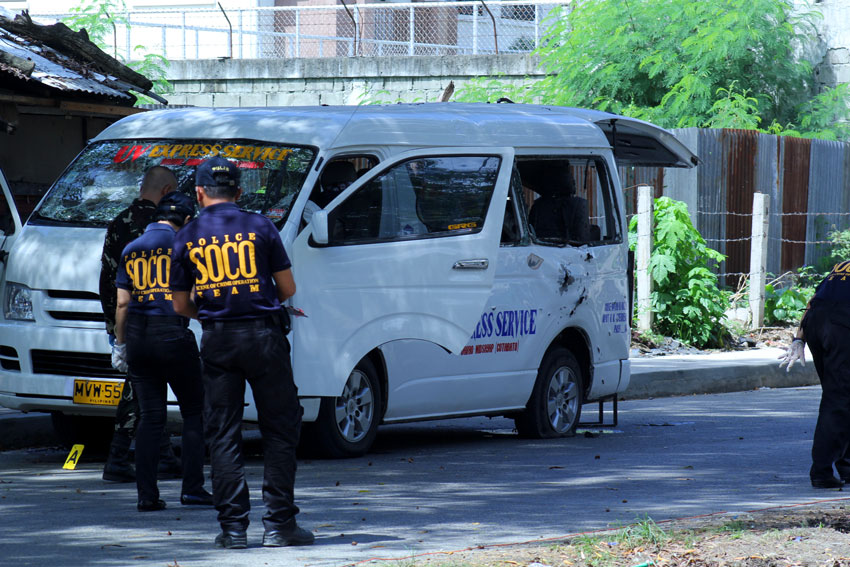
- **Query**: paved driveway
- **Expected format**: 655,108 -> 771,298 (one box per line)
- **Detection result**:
1,386 -> 845,567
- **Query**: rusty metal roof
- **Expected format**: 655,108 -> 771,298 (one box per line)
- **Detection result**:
0,7 -> 139,103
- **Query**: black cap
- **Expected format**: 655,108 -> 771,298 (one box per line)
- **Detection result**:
156,191 -> 196,219
196,156 -> 240,188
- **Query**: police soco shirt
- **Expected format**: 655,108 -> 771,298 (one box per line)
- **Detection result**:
813,260 -> 850,303
170,202 -> 291,320
116,223 -> 183,317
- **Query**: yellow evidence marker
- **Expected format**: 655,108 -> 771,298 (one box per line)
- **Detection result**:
63,444 -> 85,470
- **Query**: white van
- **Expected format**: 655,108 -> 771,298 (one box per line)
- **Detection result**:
0,104 -> 696,456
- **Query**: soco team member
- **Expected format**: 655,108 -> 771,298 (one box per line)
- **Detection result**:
780,259 -> 850,489
100,166 -> 181,482
170,157 -> 313,549
113,191 -> 213,511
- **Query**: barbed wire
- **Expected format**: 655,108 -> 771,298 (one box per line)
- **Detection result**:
705,236 -> 752,243
697,210 -> 850,217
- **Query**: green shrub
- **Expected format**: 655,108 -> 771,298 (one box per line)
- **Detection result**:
629,197 -> 728,348
825,227 -> 850,269
763,283 -> 810,325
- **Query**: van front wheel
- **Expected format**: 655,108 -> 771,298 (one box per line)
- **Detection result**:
303,358 -> 381,458
515,347 -> 583,438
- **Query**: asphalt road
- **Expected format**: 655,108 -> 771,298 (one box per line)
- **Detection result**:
2,385 -> 845,567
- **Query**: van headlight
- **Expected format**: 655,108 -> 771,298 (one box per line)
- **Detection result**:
5,283 -> 34,321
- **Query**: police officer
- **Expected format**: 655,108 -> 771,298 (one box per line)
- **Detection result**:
170,157 -> 313,549
100,166 -> 181,482
113,192 -> 213,511
780,259 -> 850,488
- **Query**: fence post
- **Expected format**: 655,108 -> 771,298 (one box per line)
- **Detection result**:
295,9 -> 301,58
749,192 -> 770,329
636,185 -> 653,333
472,4 -> 478,54
181,11 -> 186,60
409,6 -> 415,55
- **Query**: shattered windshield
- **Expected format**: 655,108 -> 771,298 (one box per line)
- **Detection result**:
31,139 -> 315,228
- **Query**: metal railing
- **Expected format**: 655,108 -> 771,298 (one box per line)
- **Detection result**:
29,1 -> 570,61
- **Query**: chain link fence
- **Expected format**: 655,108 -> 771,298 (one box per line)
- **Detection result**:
30,1 -> 570,61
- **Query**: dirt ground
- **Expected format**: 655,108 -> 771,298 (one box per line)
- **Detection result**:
630,325 -> 796,357
399,502 -> 850,567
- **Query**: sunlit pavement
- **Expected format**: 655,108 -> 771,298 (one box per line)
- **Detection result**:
1,385 -> 843,567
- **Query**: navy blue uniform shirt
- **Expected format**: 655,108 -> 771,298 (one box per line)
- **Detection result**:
116,222 -> 183,317
170,202 -> 291,320
813,260 -> 850,303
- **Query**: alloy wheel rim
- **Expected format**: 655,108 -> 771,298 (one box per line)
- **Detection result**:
546,365 -> 579,433
334,369 -> 374,443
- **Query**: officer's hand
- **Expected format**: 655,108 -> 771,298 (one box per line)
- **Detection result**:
111,343 -> 128,373
778,340 -> 806,372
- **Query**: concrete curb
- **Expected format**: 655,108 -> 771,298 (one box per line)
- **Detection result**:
625,361 -> 819,399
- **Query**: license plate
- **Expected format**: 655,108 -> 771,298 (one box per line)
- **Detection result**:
73,380 -> 124,406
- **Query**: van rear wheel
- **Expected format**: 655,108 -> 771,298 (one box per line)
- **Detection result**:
302,358 -> 381,458
515,346 -> 583,438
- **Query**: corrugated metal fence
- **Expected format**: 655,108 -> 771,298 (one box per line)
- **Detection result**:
626,128 -> 850,285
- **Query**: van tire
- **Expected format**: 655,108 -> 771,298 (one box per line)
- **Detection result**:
50,412 -> 114,453
302,358 -> 382,458
515,347 -> 583,438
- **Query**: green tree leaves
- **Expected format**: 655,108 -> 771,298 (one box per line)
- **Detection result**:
63,0 -> 172,105
456,0 -> 849,140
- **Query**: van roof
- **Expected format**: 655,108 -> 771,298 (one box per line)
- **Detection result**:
93,103 -> 697,167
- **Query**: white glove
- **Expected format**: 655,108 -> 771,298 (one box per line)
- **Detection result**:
778,340 -> 806,372
111,343 -> 128,373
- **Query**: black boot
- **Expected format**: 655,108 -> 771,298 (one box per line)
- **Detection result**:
103,428 -> 135,483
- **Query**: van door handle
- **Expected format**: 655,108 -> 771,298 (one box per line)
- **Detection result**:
453,259 -> 489,270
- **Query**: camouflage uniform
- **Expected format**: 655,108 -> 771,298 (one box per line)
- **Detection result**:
100,198 -> 180,481
100,198 -> 157,336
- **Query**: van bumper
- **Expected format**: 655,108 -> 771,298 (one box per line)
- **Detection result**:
0,321 -> 321,422
0,321 -> 122,415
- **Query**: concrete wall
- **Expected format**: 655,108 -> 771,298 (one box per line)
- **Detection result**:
165,54 -> 547,107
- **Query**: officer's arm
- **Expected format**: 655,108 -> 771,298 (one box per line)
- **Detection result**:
114,288 -> 131,344
172,290 -> 199,319
273,269 -> 296,302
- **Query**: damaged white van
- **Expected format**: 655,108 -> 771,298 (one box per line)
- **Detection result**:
0,103 -> 696,457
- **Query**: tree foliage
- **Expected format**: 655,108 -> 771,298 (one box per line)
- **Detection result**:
455,0 -> 850,140
63,0 -> 172,104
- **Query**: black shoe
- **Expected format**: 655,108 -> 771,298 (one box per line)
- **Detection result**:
214,530 -> 248,549
811,476 -> 844,489
181,489 -> 214,506
262,525 -> 315,547
102,463 -> 135,483
137,499 -> 167,512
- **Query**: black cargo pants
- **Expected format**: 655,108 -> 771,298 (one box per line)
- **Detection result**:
126,315 -> 206,502
801,299 -> 850,481
199,316 -> 302,533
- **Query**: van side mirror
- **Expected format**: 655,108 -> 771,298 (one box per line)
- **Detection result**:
312,210 -> 329,245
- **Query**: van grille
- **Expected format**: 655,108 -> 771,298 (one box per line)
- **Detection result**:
47,311 -> 105,322
0,345 -> 20,371
46,290 -> 100,301
31,350 -> 122,379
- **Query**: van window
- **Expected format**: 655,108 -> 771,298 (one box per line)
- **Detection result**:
30,140 -> 314,228
500,167 -> 526,246
326,155 -> 501,246
518,157 -> 620,246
